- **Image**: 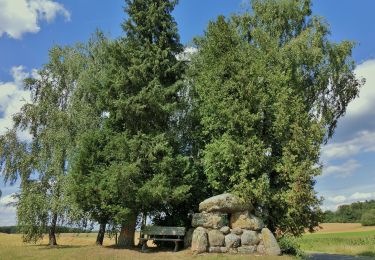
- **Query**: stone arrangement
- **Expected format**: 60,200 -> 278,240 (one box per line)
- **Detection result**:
190,193 -> 281,256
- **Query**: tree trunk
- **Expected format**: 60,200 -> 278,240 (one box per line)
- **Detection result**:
49,212 -> 58,246
118,214 -> 137,248
96,222 -> 106,246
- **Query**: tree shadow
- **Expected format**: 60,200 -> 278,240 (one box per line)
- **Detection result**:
358,251 -> 375,258
32,245 -> 85,250
104,245 -> 183,254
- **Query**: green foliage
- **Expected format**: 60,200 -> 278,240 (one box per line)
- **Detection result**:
0,226 -> 17,234
361,209 -> 375,226
278,235 -> 305,258
0,46 -> 87,244
68,0 -> 202,232
323,200 -> 375,223
190,0 -> 362,235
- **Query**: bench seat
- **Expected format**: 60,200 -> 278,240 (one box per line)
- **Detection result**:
139,226 -> 186,252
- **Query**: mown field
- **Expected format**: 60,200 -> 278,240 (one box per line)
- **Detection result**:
2,223 -> 375,259
298,223 -> 375,257
0,232 -> 293,260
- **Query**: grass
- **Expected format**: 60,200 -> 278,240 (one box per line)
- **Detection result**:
3,223 -> 374,259
0,232 -> 294,260
299,223 -> 375,257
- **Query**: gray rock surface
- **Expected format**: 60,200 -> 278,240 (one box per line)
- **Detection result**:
230,211 -> 264,230
208,229 -> 225,247
191,227 -> 208,253
257,244 -> 265,254
199,193 -> 253,213
261,228 -> 281,256
225,233 -> 241,248
241,230 -> 260,245
231,227 -> 243,235
208,247 -> 228,253
192,212 -> 227,229
238,245 -> 256,254
220,226 -> 230,235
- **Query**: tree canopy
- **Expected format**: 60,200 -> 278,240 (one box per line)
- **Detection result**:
189,0 -> 362,235
0,0 -> 363,245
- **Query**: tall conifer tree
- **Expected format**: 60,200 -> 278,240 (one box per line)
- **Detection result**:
69,0 -> 192,247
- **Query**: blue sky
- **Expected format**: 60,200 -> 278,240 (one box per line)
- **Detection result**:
1,0 -> 375,225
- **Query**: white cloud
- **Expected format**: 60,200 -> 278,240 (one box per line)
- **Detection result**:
0,193 -> 17,206
0,66 -> 32,141
322,131 -> 375,161
0,193 -> 17,226
349,192 -> 375,200
345,59 -> 375,119
324,191 -> 375,212
327,195 -> 347,204
176,47 -> 198,61
321,59 -> 375,161
0,0 -> 70,39
322,159 -> 360,178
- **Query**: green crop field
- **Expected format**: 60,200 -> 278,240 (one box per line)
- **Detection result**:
299,229 -> 375,258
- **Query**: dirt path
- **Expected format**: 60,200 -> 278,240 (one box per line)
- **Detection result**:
309,253 -> 373,260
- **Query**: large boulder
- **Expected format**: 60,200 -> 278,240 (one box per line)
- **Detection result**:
191,227 -> 208,253
257,244 -> 265,254
209,247 -> 228,253
220,226 -> 230,235
238,245 -> 256,254
199,193 -> 253,213
241,230 -> 260,246
184,228 -> 194,248
208,229 -> 225,247
261,228 -> 281,256
192,212 -> 227,229
231,227 -> 243,235
225,233 -> 241,248
230,211 -> 264,230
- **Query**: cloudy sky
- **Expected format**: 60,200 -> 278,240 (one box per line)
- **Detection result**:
1,0 -> 375,225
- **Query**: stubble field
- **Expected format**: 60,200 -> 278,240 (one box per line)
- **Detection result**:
0,232 -> 293,260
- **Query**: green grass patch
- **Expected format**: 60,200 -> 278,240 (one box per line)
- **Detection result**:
299,230 -> 375,256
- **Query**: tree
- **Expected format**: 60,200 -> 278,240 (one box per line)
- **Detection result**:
0,46 -> 85,245
69,0 -> 193,247
361,209 -> 375,226
189,0 -> 362,235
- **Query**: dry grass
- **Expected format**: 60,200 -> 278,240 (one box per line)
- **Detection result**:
0,232 -> 294,260
312,223 -> 375,234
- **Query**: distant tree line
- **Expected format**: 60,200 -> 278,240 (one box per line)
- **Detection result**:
0,226 -> 89,234
323,200 -> 375,226
0,0 -> 362,246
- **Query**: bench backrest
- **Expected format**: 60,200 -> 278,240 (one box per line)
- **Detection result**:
142,226 -> 185,236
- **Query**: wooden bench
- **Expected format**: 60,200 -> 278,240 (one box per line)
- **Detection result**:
139,226 -> 185,252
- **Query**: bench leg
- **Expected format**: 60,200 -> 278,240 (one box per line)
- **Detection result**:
141,240 -> 148,252
174,241 -> 179,252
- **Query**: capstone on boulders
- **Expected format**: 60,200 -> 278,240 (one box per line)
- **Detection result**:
199,193 -> 253,213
